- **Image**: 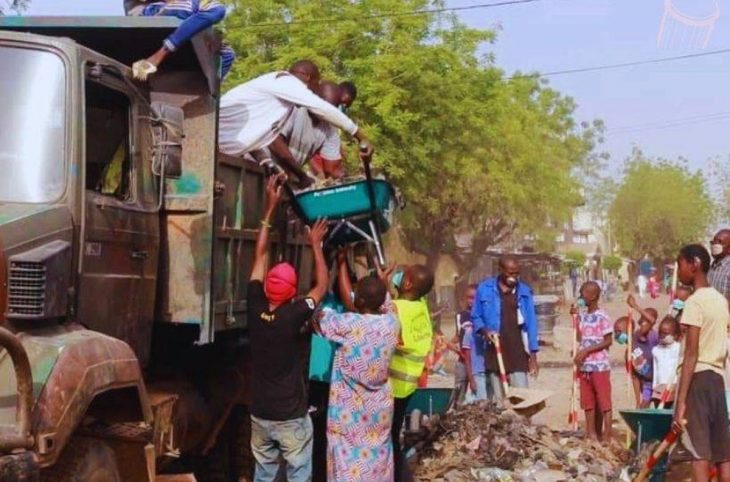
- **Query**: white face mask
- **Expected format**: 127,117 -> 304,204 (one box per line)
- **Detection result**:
711,243 -> 724,257
661,335 -> 675,345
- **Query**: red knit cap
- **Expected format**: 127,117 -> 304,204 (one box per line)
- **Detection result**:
264,263 -> 298,304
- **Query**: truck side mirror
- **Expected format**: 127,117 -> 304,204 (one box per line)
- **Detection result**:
151,101 -> 184,179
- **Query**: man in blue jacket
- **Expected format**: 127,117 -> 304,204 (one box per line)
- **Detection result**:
472,256 -> 539,399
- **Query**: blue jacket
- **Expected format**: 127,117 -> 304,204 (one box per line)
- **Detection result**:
471,277 -> 539,353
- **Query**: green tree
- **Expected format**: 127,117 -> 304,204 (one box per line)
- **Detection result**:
710,155 -> 730,224
565,250 -> 587,268
609,148 -> 713,261
602,255 -> 622,273
0,1 -> 29,15
223,0 -> 594,272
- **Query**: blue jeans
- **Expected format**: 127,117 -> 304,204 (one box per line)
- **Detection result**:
489,372 -> 529,401
251,414 -> 313,482
142,2 -> 235,78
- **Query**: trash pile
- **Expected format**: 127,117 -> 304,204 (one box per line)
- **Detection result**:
412,402 -> 632,482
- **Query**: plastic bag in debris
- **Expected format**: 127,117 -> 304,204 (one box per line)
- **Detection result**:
518,461 -> 571,482
470,467 -> 513,481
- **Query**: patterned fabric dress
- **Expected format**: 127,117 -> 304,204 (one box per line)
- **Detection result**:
317,308 -> 400,482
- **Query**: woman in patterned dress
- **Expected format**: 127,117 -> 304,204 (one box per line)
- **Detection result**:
314,256 -> 399,482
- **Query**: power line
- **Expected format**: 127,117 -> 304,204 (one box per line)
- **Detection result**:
226,0 -> 542,29
606,111 -> 730,135
507,48 -> 730,79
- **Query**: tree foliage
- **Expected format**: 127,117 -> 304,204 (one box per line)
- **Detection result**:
609,148 -> 713,261
223,0 -> 595,271
602,255 -> 622,272
565,250 -> 587,268
0,0 -> 29,15
709,155 -> 730,224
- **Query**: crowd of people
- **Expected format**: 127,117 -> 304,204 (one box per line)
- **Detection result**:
246,176 -> 437,482
114,6 -> 730,480
567,230 -> 730,482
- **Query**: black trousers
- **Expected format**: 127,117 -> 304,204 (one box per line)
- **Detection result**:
391,394 -> 413,482
309,381 -> 330,482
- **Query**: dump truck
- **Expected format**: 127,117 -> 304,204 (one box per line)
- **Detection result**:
0,16 -> 314,481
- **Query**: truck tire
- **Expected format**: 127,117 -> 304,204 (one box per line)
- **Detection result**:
40,437 -> 121,482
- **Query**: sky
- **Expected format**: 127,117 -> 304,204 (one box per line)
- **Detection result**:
23,0 -> 730,175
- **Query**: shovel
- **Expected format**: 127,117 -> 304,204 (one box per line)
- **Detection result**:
632,421 -> 684,482
490,333 -> 552,417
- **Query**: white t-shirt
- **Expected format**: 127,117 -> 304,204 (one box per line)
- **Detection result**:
218,71 -> 358,157
652,341 -> 680,388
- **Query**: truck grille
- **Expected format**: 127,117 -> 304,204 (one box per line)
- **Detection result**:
7,261 -> 46,316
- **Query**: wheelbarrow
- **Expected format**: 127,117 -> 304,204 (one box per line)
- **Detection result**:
620,409 -> 674,482
293,177 -> 397,267
406,387 -> 454,418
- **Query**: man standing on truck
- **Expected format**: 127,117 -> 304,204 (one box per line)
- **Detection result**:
218,60 -> 374,186
247,174 -> 329,482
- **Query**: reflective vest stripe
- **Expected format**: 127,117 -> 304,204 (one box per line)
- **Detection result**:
388,369 -> 421,383
394,350 -> 426,363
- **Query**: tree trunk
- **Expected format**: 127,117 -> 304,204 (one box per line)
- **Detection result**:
425,245 -> 441,278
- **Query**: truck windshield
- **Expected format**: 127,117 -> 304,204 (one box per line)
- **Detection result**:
0,47 -> 65,203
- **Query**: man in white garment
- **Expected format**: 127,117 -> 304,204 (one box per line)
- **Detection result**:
219,60 -> 374,185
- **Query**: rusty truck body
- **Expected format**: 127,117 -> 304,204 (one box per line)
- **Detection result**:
0,17 -> 311,481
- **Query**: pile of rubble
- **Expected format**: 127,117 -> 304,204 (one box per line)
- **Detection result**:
412,402 -> 632,482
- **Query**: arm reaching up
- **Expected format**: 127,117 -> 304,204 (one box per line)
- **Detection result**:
306,219 -> 330,304
250,175 -> 285,282
627,294 -> 657,323
336,248 -> 357,313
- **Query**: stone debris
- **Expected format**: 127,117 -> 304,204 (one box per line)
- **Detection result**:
413,402 -> 632,482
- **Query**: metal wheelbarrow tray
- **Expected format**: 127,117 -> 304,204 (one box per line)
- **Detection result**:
406,387 -> 454,417
293,178 -> 397,261
620,409 -> 674,482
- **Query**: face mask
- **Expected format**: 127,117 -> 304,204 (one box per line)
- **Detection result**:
672,299 -> 685,311
616,332 -> 628,345
577,297 -> 587,309
661,335 -> 675,345
711,243 -> 724,257
392,270 -> 404,289
504,276 -> 518,288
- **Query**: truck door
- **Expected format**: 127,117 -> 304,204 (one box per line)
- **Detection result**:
77,75 -> 159,366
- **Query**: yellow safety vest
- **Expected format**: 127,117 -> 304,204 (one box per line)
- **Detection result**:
389,299 -> 433,399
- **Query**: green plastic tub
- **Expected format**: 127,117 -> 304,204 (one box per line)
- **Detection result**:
406,388 -> 453,417
294,179 -> 395,224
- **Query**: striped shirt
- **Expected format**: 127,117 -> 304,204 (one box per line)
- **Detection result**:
125,0 -> 223,16
709,255 -> 730,300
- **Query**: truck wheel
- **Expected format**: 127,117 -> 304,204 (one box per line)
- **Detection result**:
40,437 -> 121,482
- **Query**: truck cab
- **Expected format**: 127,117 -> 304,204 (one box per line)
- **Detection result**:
0,17 -> 311,481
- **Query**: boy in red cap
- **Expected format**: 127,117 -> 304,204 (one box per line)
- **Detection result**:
247,174 -> 329,482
